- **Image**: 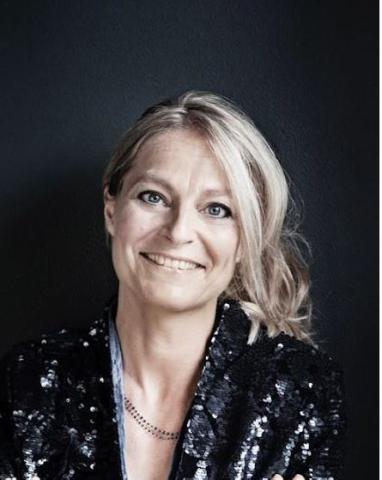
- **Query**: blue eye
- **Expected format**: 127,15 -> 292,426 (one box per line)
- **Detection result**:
137,191 -> 232,219
206,203 -> 232,218
138,190 -> 166,205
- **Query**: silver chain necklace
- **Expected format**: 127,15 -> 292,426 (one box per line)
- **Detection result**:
123,395 -> 180,441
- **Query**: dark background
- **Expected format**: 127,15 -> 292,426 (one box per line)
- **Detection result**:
0,1 -> 378,477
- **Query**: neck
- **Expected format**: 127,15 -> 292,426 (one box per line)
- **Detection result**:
114,286 -> 219,404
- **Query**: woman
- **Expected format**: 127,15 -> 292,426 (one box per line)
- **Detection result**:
0,91 -> 346,479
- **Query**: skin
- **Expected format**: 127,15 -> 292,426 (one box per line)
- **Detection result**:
104,128 -> 305,479
104,128 -> 243,403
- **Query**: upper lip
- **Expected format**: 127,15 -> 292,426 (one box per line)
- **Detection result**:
141,252 -> 205,268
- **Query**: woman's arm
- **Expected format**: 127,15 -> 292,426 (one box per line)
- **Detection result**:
286,356 -> 348,480
0,349 -> 22,477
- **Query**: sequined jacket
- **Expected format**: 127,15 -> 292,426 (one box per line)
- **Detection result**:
0,297 -> 347,480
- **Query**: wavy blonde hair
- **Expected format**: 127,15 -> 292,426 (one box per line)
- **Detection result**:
102,90 -> 316,346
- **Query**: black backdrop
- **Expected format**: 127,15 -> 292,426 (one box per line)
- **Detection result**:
0,1 -> 378,478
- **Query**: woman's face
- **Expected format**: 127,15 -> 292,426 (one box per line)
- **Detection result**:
104,128 -> 242,313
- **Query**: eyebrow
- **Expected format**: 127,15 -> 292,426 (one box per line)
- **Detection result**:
130,172 -> 231,197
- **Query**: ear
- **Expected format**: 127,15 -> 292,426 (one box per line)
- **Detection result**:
103,186 -> 116,237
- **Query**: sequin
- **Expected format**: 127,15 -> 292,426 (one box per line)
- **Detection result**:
0,296 -> 347,479
40,376 -> 52,388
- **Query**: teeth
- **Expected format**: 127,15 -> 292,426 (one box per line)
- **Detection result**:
145,253 -> 200,270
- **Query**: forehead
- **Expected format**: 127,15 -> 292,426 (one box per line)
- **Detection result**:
125,129 -> 231,191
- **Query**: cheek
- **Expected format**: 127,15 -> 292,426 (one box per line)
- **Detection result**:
114,203 -> 154,242
209,226 -> 240,265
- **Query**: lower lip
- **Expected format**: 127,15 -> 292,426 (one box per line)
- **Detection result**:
140,253 -> 204,273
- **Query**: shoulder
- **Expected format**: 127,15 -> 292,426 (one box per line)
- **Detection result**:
220,298 -> 345,396
0,315 -> 109,382
247,328 -> 346,402
262,329 -> 343,368
268,330 -> 343,378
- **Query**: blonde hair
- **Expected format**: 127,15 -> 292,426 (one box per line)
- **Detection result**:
103,90 -> 316,346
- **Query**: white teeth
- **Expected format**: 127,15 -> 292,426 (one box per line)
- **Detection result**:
145,253 -> 200,270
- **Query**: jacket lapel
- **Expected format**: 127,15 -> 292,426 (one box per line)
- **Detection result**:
67,299 -> 125,478
171,298 -> 255,479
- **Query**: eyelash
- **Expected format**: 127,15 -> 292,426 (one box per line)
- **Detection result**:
137,190 -> 232,219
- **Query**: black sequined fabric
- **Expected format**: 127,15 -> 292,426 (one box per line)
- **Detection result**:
0,297 -> 347,479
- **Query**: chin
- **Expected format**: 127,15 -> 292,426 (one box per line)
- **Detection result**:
143,290 -> 207,312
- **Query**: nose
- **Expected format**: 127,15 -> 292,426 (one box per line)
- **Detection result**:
162,203 -> 197,245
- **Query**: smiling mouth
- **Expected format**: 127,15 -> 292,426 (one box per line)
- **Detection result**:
140,253 -> 204,272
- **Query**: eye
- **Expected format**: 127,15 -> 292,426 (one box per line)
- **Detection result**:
206,203 -> 232,219
137,190 -> 167,205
